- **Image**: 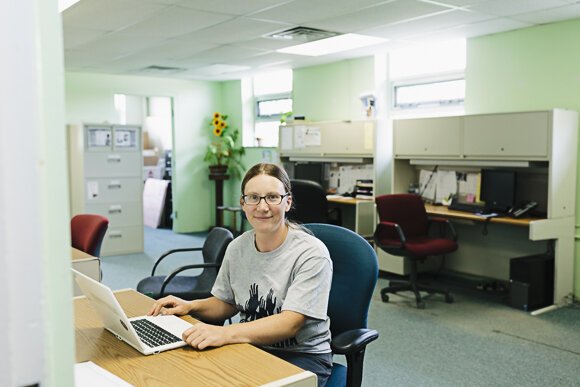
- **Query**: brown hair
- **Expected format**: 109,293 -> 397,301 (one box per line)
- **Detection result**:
241,163 -> 311,232
241,163 -> 292,197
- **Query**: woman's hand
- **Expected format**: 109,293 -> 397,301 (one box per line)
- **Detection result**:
182,322 -> 233,350
148,295 -> 192,316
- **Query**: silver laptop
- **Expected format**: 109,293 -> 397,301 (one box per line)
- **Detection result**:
72,268 -> 193,355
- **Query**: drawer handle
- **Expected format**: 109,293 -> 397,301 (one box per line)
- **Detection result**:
108,205 -> 122,214
107,155 -> 121,163
109,232 -> 123,239
108,182 -> 122,189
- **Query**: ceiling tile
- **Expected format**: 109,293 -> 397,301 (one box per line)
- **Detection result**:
117,5 -> 234,39
466,0 -> 569,17
175,0 -> 293,16
249,0 -> 398,25
62,27 -> 109,49
511,4 -> 580,24
308,0 -> 454,33
62,0 -> 166,31
175,17 -> 293,45
361,8 -> 493,39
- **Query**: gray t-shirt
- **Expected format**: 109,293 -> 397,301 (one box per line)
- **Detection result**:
211,227 -> 332,354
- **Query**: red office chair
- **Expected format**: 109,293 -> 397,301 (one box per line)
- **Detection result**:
374,194 -> 457,309
71,214 -> 109,257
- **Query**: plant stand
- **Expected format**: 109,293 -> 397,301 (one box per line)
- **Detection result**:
209,169 -> 229,227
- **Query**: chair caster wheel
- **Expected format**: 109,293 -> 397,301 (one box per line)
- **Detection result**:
417,301 -> 426,309
445,294 -> 454,303
381,294 -> 390,303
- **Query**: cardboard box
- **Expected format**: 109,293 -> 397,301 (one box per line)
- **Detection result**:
143,149 -> 159,166
143,131 -> 151,149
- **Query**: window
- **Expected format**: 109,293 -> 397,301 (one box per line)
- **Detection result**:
390,40 -> 465,117
393,76 -> 465,109
242,70 -> 293,147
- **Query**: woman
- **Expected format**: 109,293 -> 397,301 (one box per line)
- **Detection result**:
149,163 -> 333,385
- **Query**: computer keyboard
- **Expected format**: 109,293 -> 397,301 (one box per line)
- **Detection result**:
448,201 -> 486,214
131,319 -> 181,348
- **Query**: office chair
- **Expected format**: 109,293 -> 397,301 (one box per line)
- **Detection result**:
136,227 -> 234,300
374,194 -> 457,309
70,214 -> 109,257
289,179 -> 341,224
304,223 -> 379,387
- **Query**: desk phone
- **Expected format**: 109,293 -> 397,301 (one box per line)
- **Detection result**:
509,201 -> 539,218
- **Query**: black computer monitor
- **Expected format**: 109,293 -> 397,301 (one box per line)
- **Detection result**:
294,163 -> 324,186
480,169 -> 517,213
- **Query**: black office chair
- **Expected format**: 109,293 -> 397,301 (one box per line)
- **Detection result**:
304,223 -> 379,387
374,194 -> 457,309
289,179 -> 341,224
136,227 -> 234,300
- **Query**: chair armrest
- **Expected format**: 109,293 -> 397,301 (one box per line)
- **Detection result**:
331,328 -> 379,355
151,247 -> 202,276
159,262 -> 221,297
428,217 -> 458,241
374,221 -> 406,247
331,328 -> 379,387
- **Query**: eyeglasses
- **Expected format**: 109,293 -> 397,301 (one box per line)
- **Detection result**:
242,193 -> 290,206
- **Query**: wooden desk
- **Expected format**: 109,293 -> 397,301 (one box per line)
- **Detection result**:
71,248 -> 100,296
74,289 -> 316,386
423,204 -> 572,312
327,196 -> 375,237
424,204 -> 542,227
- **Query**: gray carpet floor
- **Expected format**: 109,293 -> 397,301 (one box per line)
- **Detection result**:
101,227 -> 580,386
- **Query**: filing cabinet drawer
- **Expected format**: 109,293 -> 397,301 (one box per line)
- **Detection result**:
85,202 -> 142,227
100,225 -> 144,256
84,177 -> 142,203
84,152 -> 142,178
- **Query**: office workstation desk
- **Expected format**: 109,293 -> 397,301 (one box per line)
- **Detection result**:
422,203 -> 573,314
326,196 -> 376,238
74,289 -> 316,386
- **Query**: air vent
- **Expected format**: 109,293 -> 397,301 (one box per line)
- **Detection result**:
267,27 -> 339,43
138,65 -> 186,74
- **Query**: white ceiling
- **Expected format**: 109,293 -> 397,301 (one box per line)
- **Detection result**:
62,0 -> 580,81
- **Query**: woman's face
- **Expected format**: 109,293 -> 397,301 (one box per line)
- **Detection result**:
241,174 -> 292,234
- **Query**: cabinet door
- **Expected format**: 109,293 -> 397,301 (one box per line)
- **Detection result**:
394,116 -> 462,157
464,112 -> 549,158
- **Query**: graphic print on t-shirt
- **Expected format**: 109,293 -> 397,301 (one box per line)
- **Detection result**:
238,283 -> 298,348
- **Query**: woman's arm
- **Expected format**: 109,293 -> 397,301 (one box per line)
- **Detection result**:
182,310 -> 306,350
148,295 -> 238,322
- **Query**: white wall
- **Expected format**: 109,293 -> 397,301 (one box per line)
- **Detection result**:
0,1 -> 73,385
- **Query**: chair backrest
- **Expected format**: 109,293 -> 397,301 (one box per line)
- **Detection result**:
375,194 -> 429,239
304,223 -> 378,337
70,214 -> 109,257
289,179 -> 329,224
202,227 -> 235,265
196,227 -> 234,291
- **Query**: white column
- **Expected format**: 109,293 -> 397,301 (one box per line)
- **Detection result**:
0,1 -> 73,386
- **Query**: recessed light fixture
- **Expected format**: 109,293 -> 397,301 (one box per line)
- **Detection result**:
277,33 -> 387,56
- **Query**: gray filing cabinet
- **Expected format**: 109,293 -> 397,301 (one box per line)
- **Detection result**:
69,124 -> 144,256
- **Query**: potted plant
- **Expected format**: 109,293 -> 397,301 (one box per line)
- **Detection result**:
203,112 -> 245,179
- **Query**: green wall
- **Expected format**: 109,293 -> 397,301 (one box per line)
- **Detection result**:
293,57 -> 375,121
465,17 -> 580,296
65,72 -> 222,233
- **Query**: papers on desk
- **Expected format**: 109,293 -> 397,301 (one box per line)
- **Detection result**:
75,361 -> 133,386
419,169 -> 481,205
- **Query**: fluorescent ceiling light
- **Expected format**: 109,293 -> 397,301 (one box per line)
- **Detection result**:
58,0 -> 81,12
277,33 -> 387,56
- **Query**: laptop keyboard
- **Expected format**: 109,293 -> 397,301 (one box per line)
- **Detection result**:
131,319 -> 182,348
